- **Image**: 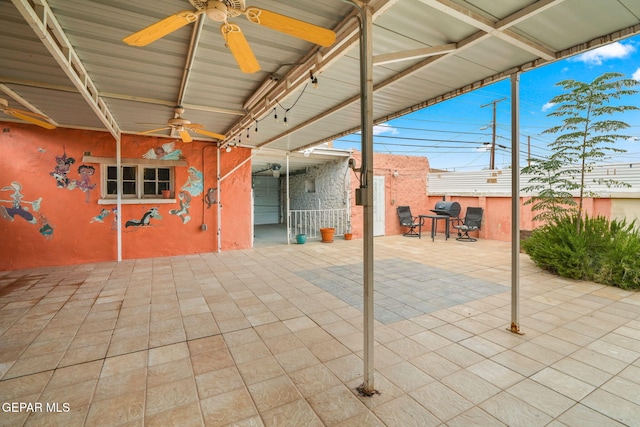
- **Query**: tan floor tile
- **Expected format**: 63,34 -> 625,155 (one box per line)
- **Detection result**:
581,389 -> 640,426
190,345 -> 234,375
146,376 -> 198,417
236,355 -> 284,386
187,335 -> 226,355
275,347 -> 320,373
324,353 -> 363,383
308,338 -> 351,363
479,391 -> 552,427
101,351 -> 148,377
85,390 -> 145,427
261,398 -> 324,427
147,357 -> 194,388
196,366 -> 244,399
373,394 -> 440,427
3,351 -> 64,379
228,340 -> 272,365
556,403 -> 626,427
23,405 -> 90,427
289,364 -> 341,398
146,401 -> 203,427
263,333 -> 304,355
201,387 -> 257,426
410,381 -> 474,422
507,378 -> 576,417
94,367 -> 147,402
247,375 -> 301,413
379,361 -> 434,393
307,384 -> 366,426
148,342 -> 189,366
0,371 -> 52,400
466,359 -> 524,389
446,407 -> 508,427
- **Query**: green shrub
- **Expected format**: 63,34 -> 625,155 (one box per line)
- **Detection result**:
522,214 -> 640,290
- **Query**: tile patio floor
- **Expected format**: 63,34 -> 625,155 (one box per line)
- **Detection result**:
1,235 -> 639,426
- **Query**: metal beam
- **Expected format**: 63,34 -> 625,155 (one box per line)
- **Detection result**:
373,43 -> 457,65
11,0 -> 121,140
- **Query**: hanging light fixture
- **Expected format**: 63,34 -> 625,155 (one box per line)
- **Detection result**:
271,163 -> 282,178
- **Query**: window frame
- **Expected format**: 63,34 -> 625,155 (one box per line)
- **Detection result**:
102,163 -> 175,200
81,155 -> 187,205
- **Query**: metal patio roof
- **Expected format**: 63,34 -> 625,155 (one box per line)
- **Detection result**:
2,0 -> 640,173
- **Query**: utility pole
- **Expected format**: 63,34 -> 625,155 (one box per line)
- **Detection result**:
481,97 -> 506,170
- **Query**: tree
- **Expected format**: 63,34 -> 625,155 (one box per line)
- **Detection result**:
524,72 -> 638,229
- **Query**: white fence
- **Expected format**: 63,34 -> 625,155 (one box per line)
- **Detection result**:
289,209 -> 349,239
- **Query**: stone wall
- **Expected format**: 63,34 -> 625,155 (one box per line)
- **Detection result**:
288,159 -> 350,210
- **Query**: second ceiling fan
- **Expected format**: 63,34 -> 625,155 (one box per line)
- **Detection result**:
123,0 -> 336,73
139,106 -> 225,143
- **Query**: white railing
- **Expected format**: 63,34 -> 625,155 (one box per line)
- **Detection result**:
289,209 -> 349,239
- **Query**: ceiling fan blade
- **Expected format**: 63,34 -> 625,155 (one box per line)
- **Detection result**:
244,7 -> 336,47
139,127 -> 172,135
178,129 -> 192,143
191,128 -> 226,140
221,23 -> 260,74
123,11 -> 199,46
5,109 -> 56,129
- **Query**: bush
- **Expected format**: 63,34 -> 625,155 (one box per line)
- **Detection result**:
522,214 -> 640,290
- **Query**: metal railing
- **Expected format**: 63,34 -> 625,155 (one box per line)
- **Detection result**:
289,209 -> 349,239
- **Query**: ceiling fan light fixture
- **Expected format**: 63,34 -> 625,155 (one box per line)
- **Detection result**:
206,1 -> 228,22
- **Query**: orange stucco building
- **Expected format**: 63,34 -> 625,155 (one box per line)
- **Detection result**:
1,122 -> 252,271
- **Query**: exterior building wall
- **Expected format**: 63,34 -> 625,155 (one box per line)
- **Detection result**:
424,195 -> 614,241
349,150 -> 430,238
0,121 -> 252,270
288,159 -> 350,211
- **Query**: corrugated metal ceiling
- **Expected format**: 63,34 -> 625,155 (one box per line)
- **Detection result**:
1,0 -> 639,173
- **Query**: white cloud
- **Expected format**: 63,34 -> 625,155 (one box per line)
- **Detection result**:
572,42 -> 636,65
372,123 -> 398,135
541,102 -> 556,112
633,68 -> 640,81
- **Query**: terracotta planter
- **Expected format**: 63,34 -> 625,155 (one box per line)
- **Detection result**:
344,233 -> 353,240
320,228 -> 335,243
161,190 -> 171,199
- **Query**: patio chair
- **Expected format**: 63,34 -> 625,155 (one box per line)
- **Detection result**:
397,206 -> 423,237
453,207 -> 483,242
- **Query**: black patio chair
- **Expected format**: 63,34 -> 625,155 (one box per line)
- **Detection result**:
453,207 -> 484,242
397,206 -> 423,237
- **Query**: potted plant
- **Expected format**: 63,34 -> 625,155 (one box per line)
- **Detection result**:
320,227 -> 335,243
344,222 -> 352,240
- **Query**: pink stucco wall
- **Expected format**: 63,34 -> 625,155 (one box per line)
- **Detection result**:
0,122 -> 252,270
349,150 -> 430,238
425,195 -> 613,241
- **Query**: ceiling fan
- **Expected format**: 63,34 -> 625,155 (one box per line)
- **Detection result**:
139,106 -> 226,142
123,0 -> 336,73
0,98 -> 56,129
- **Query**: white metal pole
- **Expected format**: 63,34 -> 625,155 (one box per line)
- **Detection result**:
359,2 -> 375,395
217,147 -> 222,253
286,152 -> 290,245
510,73 -> 523,334
116,133 -> 122,262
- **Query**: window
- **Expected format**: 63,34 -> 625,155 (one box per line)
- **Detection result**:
104,165 -> 174,199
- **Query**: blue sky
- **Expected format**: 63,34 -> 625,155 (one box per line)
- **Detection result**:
333,34 -> 640,171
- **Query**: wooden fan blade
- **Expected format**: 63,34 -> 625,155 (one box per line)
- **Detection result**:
6,109 -> 56,129
221,23 -> 260,74
123,11 -> 199,46
244,7 -> 336,47
179,129 -> 192,143
191,128 -> 226,140
139,127 -> 171,135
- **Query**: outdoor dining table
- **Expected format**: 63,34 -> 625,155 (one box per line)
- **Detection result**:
418,214 -> 452,241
